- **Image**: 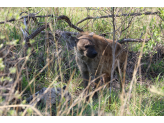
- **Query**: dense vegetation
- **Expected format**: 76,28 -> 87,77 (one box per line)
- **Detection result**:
0,7 -> 164,116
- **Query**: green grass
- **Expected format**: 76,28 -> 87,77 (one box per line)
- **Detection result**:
0,7 -> 164,116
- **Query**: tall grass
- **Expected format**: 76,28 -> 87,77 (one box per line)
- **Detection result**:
0,7 -> 164,116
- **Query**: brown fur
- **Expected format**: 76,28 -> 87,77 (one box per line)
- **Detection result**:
75,32 -> 127,98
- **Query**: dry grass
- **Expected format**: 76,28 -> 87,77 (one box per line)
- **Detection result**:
0,7 -> 164,116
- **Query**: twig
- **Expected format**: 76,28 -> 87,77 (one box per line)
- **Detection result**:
121,16 -> 134,33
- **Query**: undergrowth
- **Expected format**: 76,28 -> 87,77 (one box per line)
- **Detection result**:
0,7 -> 164,116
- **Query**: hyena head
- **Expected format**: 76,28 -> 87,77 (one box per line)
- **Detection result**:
76,32 -> 98,59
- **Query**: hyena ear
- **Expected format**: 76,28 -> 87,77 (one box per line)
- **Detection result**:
75,38 -> 79,43
74,38 -> 79,46
89,32 -> 94,37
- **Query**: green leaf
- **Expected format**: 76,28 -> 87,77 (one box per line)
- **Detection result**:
0,35 -> 5,39
6,39 -> 19,45
0,44 -> 3,48
9,110 -> 16,116
27,48 -> 31,55
157,37 -> 161,42
9,13 -> 13,18
22,100 -> 26,104
0,58 -> 5,71
143,26 -> 146,31
27,108 -> 33,114
21,23 -> 26,29
154,31 -> 158,36
5,77 -> 12,82
30,39 -> 35,44
141,14 -> 145,17
9,67 -> 16,74
15,13 -> 20,20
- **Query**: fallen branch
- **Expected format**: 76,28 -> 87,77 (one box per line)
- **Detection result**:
76,11 -> 160,25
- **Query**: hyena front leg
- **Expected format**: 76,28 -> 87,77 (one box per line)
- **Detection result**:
93,76 -> 101,99
76,57 -> 90,100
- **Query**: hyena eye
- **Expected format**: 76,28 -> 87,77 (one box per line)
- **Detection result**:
85,45 -> 90,48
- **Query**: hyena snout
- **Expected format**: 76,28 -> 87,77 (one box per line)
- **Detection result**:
86,50 -> 98,58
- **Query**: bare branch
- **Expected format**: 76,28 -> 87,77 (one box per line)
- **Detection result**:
76,11 -> 160,25
0,18 -> 16,24
57,15 -> 83,32
117,38 -> 150,44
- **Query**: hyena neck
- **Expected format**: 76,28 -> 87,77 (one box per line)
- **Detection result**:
74,47 -> 90,62
74,47 -> 83,59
